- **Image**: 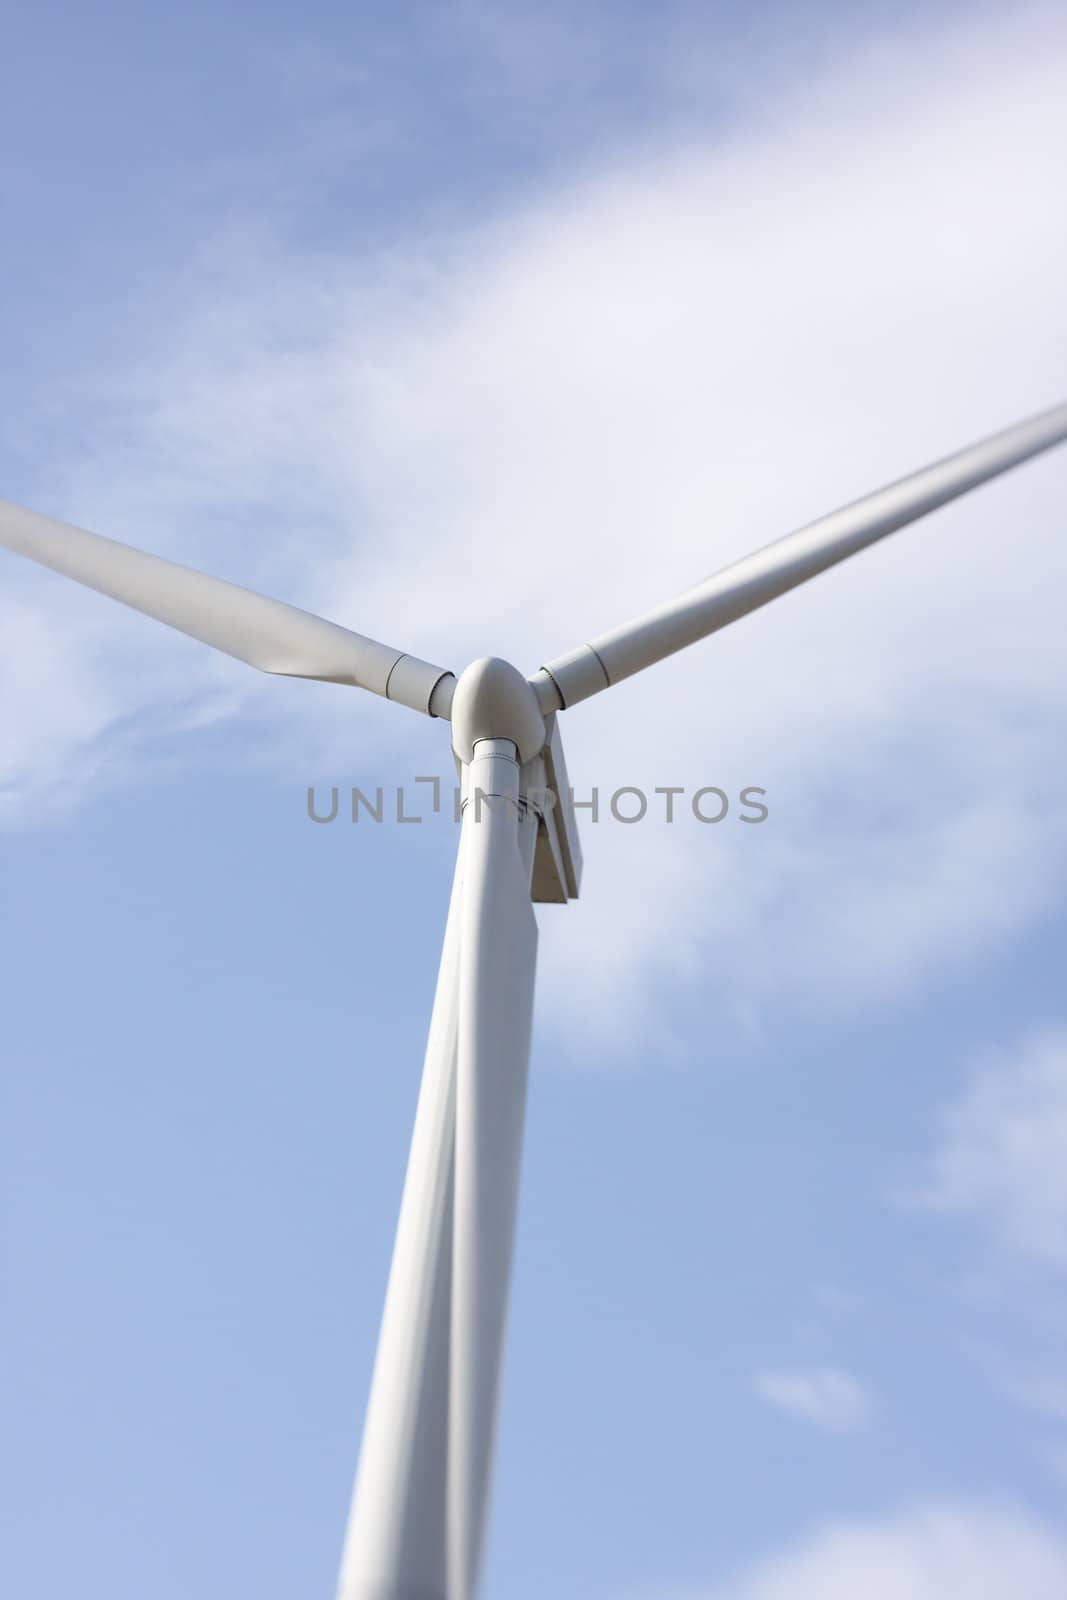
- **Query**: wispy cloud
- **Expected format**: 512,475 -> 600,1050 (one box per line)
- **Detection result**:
640,1501 -> 1067,1599
754,1366 -> 870,1432
0,597 -> 118,825
917,1029 -> 1067,1268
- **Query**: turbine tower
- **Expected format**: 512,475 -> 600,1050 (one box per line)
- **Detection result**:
4,402 -> 1067,1599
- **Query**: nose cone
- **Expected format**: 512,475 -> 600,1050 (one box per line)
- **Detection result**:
450,657 -> 547,765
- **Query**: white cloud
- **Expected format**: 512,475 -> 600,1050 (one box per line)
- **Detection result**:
0,597 -> 118,825
3,8 -> 1067,1043
754,1367 -> 870,1432
919,1029 -> 1067,1268
646,1502 -> 1067,1600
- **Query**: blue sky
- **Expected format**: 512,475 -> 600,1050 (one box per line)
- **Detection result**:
3,3 -> 1067,1597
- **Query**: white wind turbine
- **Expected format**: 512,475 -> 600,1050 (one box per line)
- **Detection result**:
3,401 -> 1067,1598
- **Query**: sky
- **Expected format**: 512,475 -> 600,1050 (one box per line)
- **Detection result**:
2,2 -> 1067,1596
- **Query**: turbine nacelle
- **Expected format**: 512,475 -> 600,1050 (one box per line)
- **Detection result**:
450,657 -> 582,906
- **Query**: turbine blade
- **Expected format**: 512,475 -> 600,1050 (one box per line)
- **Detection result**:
0,497 -> 454,716
449,744 -> 538,1599
533,400 -> 1067,708
337,829 -> 467,1600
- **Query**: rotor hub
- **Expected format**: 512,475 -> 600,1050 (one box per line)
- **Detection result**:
450,657 -> 546,766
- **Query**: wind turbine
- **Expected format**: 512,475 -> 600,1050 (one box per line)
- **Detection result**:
3,400 -> 1067,1598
